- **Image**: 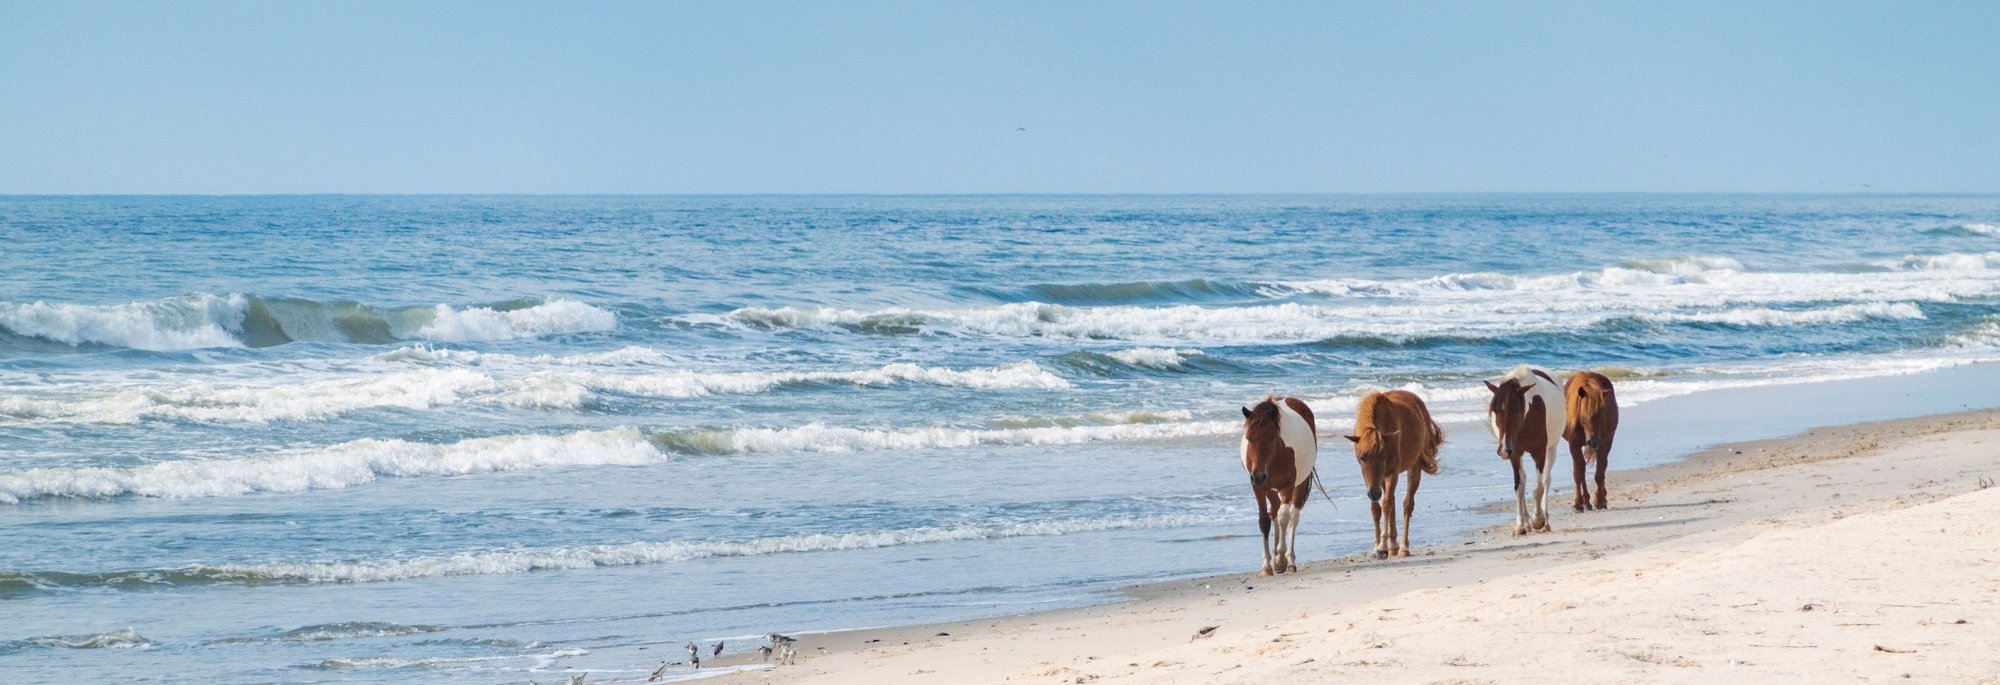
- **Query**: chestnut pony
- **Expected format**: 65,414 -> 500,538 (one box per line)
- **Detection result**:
1343,390 -> 1443,558
1239,397 -> 1317,575
1563,371 -> 1620,511
1485,365 -> 1566,536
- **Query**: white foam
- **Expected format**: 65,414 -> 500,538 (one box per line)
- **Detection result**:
583,361 -> 1072,398
1893,251 -> 2000,271
653,418 -> 1240,456
204,514 -> 1229,584
411,300 -> 617,342
0,294 -> 248,350
1942,222 -> 2000,237
316,647 -> 585,670
0,368 -> 508,424
691,257 -> 1999,345
0,428 -> 662,503
2,359 -> 1064,425
1106,348 -> 1200,369
23,627 -> 152,649
1643,302 -> 1925,326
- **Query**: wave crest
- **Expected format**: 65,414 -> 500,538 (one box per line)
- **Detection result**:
1640,302 -> 1926,327
0,295 -> 616,351
0,427 -> 662,503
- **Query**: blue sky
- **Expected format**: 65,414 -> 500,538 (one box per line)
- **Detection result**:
1,1 -> 1995,194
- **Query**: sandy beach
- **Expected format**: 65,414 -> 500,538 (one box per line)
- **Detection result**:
712,408 -> 2000,684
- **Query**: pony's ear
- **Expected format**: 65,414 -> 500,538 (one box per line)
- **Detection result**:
1241,406 -> 1253,419
1517,383 -> 1535,395
1484,380 -> 1499,393
1343,434 -> 1361,443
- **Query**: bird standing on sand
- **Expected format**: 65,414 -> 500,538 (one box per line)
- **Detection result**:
758,645 -> 774,661
686,642 -> 701,669
712,641 -> 724,658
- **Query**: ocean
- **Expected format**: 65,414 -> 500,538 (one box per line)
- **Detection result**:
4,194 -> 2000,683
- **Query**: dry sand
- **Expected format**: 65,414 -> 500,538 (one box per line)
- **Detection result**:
710,409 -> 2000,684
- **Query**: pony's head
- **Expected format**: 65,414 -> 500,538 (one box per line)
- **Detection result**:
1239,399 -> 1285,488
1484,377 -> 1537,458
1343,430 -> 1385,502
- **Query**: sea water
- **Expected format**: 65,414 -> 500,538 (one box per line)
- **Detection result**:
4,194 -> 2000,682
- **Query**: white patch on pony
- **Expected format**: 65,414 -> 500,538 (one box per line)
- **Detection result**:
1275,400 -> 1318,487
1490,365 -> 1566,444
1239,436 -> 1252,473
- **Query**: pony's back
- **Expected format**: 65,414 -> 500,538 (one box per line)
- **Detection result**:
1564,371 -> 1619,443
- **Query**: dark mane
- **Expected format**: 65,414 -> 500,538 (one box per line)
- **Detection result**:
1243,397 -> 1282,442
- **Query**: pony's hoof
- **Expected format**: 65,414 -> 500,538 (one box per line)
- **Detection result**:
1373,549 -> 1388,560
1286,564 -> 1299,573
1594,498 -> 1608,510
1258,567 -> 1274,577
1512,526 -> 1528,537
1572,503 -> 1587,512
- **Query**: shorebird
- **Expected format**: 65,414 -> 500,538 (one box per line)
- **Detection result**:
648,661 -> 670,682
712,641 -> 724,657
686,642 -> 701,669
758,645 -> 773,661
768,632 -> 799,664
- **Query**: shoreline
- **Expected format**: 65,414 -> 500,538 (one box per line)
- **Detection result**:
697,406 -> 2000,684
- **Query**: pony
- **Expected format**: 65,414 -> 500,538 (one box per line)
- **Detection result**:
1239,396 -> 1318,575
1563,371 -> 1620,511
1343,390 -> 1443,558
1485,365 -> 1566,536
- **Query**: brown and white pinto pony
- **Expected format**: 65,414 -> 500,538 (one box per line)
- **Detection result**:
1239,397 -> 1317,576
1485,365 -> 1566,536
1563,371 -> 1620,511
1343,390 -> 1443,559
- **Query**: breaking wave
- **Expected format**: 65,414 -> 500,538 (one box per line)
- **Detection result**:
1928,222 -> 2000,237
0,428 -> 663,503
1638,302 -> 1926,327
213,622 -> 447,644
647,417 -> 1238,456
1893,251 -> 2000,271
962,278 -> 1279,305
686,256 -> 1995,345
0,294 -> 615,351
3,628 -> 152,651
0,361 -> 1071,425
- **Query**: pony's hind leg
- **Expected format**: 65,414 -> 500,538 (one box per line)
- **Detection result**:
1380,473 -> 1401,558
1509,457 -> 1530,537
1255,488 -> 1276,576
1531,445 -> 1555,532
1399,469 -> 1420,556
1569,438 -> 1590,512
1283,484 -> 1309,572
1272,502 -> 1293,573
1593,438 -> 1612,510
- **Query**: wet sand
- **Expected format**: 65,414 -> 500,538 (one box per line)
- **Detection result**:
704,408 -> 2000,684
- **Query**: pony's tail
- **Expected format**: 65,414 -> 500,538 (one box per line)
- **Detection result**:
1419,419 -> 1443,475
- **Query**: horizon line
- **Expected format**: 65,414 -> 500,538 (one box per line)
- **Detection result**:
3,190 -> 1993,199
